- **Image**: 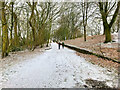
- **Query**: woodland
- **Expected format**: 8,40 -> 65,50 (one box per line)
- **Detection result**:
0,1 -> 120,58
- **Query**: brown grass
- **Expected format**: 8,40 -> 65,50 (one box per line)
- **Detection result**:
64,35 -> 119,60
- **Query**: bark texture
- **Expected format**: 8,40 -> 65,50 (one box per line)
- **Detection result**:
1,2 -> 9,58
99,2 -> 120,43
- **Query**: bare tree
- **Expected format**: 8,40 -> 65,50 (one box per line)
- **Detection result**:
1,1 -> 9,58
99,1 -> 120,43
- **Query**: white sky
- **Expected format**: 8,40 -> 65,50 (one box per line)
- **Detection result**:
1,0 -> 120,2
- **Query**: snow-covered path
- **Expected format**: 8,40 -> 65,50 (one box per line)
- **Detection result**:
1,43 -> 118,88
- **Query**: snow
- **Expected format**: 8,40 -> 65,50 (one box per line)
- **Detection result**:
98,32 -> 119,48
112,32 -> 119,43
1,43 -> 118,88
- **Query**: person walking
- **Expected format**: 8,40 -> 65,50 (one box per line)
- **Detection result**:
58,42 -> 61,49
62,42 -> 64,49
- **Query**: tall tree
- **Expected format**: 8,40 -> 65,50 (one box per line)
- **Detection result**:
10,2 -> 14,46
117,11 -> 120,32
81,2 -> 89,41
1,2 -> 9,58
13,12 -> 18,46
27,2 -> 37,50
99,1 -> 120,43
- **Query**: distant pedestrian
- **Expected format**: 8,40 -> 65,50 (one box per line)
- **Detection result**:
58,42 -> 61,49
62,42 -> 64,49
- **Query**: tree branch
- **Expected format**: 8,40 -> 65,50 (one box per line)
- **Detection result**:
109,1 -> 120,28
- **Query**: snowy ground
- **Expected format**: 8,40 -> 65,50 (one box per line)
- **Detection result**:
0,43 -> 118,88
101,32 -> 119,48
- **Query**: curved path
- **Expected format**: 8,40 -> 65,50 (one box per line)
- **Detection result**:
1,43 -> 118,88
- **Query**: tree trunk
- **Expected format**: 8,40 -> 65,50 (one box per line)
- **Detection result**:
28,2 -> 36,50
82,2 -> 88,42
29,21 -> 35,43
0,23 -> 1,37
1,2 -> 9,58
27,11 -> 29,41
117,20 -> 119,32
99,2 -> 120,43
117,15 -> 120,32
13,13 -> 18,46
10,2 -> 14,47
104,26 -> 111,43
84,25 -> 86,41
